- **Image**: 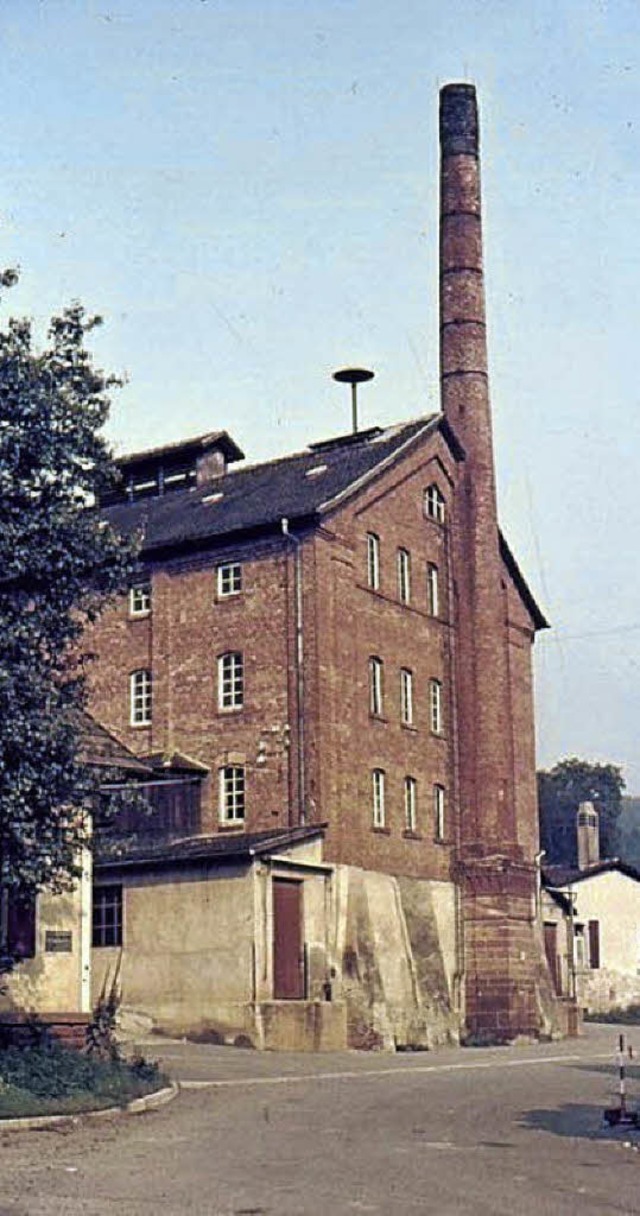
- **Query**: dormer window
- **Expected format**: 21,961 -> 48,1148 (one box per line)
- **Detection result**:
425,484 -> 445,524
103,431 -> 244,507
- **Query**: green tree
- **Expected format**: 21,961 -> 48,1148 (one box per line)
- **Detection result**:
538,757 -> 625,867
0,299 -> 137,952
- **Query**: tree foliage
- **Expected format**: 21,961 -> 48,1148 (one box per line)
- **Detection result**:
0,300 -> 137,915
538,757 -> 625,867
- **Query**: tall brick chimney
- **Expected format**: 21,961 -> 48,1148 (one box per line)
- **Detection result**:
440,84 -> 549,1041
439,82 -> 516,853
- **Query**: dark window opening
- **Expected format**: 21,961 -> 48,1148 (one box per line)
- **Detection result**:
92,885 -> 123,948
1,888 -> 37,960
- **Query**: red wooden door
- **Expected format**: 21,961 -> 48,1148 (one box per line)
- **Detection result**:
273,879 -> 304,1000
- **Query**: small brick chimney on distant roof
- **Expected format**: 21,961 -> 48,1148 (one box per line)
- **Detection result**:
577,801 -> 600,870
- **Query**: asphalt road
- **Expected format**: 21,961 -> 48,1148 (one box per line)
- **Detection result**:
2,1022 -> 640,1215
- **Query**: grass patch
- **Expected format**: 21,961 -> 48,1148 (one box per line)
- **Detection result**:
0,1043 -> 167,1120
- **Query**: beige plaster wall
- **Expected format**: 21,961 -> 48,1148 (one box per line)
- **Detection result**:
573,871 -> 640,975
571,871 -> 640,1012
92,864 -> 255,1038
334,864 -> 459,1049
92,851 -> 335,1043
1,886 -> 85,1015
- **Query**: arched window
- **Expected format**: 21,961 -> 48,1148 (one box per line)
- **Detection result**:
369,657 -> 384,717
218,652 -> 244,710
425,484 -> 445,524
130,669 -> 152,726
367,533 -> 380,590
427,563 -> 440,617
397,548 -> 411,604
404,777 -> 417,833
429,678 -> 443,735
400,668 -> 414,726
219,765 -> 246,824
372,769 -> 386,828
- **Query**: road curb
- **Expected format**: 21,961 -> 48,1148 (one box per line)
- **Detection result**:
0,1081 -> 179,1131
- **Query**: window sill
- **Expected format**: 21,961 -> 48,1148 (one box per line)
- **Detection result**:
401,722 -> 418,733
402,831 -> 422,840
130,722 -> 151,729
218,821 -> 246,832
215,594 -> 244,605
129,612 -> 151,621
218,706 -> 244,715
371,826 -> 391,835
369,714 -> 388,725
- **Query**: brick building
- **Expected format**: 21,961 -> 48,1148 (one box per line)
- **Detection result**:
83,84 -> 565,1048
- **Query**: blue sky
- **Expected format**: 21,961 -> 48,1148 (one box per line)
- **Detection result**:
3,0 -> 640,789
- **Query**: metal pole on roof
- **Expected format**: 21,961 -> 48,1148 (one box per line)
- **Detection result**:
332,368 -> 375,434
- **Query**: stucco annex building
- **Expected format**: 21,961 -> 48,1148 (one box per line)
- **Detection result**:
82,84 -> 564,1049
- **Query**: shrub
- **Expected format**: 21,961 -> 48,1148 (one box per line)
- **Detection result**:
0,1041 -> 166,1117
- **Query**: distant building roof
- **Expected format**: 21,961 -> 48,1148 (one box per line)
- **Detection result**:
543,859 -> 640,888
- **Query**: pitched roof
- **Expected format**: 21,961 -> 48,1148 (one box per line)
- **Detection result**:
543,859 -> 640,887
79,712 -> 153,775
95,823 -> 326,871
101,415 -> 452,558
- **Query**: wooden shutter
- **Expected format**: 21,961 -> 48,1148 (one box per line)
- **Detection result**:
588,919 -> 600,970
7,890 -> 37,959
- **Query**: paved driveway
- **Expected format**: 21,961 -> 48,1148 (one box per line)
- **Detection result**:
1,1022 -> 640,1214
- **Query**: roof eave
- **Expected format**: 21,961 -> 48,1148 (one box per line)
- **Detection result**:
317,414 -> 459,519
499,531 -> 549,632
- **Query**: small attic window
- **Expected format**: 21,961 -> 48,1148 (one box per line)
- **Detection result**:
202,491 -> 224,506
305,463 -> 328,479
425,484 -> 445,524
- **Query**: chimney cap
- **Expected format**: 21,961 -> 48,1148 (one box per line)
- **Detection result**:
440,82 -> 479,158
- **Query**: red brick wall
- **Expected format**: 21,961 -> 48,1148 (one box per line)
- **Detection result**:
85,540 -> 295,834
85,425 -> 542,894
305,430 -> 459,881
503,562 -> 541,864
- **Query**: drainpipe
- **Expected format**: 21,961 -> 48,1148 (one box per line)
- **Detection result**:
281,518 -> 306,825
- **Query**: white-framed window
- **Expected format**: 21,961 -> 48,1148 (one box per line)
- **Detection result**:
218,652 -> 244,711
427,563 -> 439,617
219,765 -> 246,824
400,668 -> 414,726
397,548 -> 411,605
429,678 -> 443,735
372,769 -> 386,829
130,669 -> 152,726
425,484 -> 445,524
434,784 -> 446,841
404,776 -> 417,833
367,533 -> 380,591
129,583 -> 151,617
369,656 -> 384,717
217,562 -> 242,598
